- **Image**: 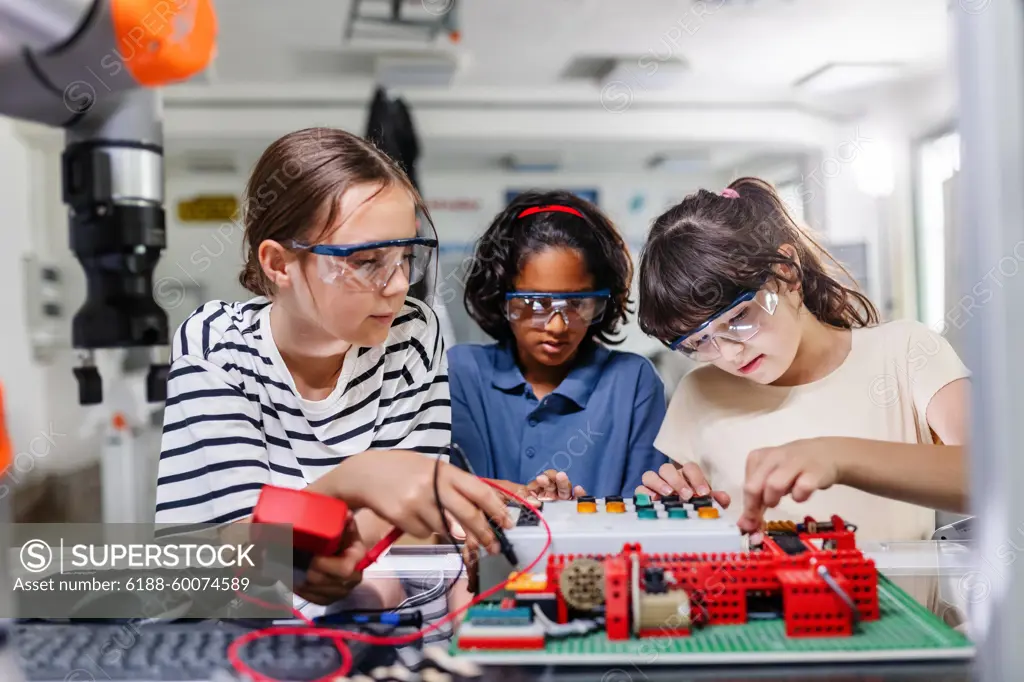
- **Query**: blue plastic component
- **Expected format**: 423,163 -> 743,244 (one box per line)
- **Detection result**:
466,606 -> 533,625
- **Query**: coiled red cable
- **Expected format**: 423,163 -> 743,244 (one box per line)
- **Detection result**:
226,481 -> 551,681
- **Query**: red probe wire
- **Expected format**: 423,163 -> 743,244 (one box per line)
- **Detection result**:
354,526 -> 405,572
226,481 -> 552,682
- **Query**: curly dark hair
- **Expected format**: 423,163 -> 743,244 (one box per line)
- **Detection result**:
463,190 -> 634,345
638,176 -> 878,344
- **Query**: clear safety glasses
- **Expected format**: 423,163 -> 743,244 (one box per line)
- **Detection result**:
505,290 -> 611,329
291,237 -> 437,292
669,288 -> 779,361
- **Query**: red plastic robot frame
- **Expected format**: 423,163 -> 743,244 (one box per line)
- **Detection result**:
253,487 -> 878,642
544,515 -> 879,639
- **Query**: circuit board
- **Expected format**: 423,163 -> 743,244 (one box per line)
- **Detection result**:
452,572 -> 973,665
477,495 -> 742,599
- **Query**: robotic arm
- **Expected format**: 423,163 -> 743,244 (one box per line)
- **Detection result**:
0,0 -> 216,404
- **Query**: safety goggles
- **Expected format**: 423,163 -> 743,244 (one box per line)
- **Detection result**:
505,290 -> 610,329
669,288 -> 779,361
291,237 -> 437,292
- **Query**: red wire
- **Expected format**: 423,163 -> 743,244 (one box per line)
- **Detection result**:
227,481 -> 552,681
354,526 -> 405,572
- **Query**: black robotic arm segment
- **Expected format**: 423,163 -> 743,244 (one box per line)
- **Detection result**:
65,90 -> 169,404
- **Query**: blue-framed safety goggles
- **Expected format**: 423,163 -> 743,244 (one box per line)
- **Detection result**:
669,288 -> 779,360
290,237 -> 437,292
505,289 -> 611,328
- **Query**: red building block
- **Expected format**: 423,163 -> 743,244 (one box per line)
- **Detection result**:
604,555 -> 630,641
777,568 -> 855,637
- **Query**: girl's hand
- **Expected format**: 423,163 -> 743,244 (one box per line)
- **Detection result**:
330,450 -> 513,557
527,470 -> 586,501
636,462 -> 731,507
479,473 -> 585,504
739,439 -> 840,534
295,514 -> 367,606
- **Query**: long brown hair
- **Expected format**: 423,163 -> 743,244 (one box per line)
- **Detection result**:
637,176 -> 878,343
237,127 -> 433,297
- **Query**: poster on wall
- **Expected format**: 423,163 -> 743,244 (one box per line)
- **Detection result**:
176,195 -> 239,223
425,198 -> 482,213
505,189 -> 599,206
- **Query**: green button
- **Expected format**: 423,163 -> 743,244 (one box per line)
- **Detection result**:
634,493 -> 652,507
637,508 -> 658,519
668,508 -> 689,519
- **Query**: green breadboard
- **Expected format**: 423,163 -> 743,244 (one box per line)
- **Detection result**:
451,575 -> 974,665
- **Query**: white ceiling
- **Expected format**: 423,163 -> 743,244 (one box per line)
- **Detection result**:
197,0 -> 951,95
165,0 -> 955,174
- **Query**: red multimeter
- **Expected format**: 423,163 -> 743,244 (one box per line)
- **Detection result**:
252,486 -> 351,574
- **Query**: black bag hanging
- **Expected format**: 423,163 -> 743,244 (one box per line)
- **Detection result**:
365,86 -> 420,191
364,86 -> 428,301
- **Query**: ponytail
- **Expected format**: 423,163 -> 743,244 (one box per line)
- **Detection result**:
726,177 -> 878,329
238,249 -> 267,296
638,176 -> 879,342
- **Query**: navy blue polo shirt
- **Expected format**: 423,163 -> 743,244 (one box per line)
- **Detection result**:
448,340 -> 670,498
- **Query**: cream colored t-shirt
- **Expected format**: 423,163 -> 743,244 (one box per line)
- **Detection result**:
654,319 -> 970,543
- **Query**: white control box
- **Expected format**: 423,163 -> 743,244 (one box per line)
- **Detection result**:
478,496 -> 745,595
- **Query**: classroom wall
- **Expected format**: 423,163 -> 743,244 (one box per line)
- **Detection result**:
0,120 -> 51,483
847,73 -> 957,322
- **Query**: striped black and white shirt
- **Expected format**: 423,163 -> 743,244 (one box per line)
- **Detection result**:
154,295 -> 454,640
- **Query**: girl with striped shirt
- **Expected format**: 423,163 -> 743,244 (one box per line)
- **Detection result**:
154,128 -> 510,629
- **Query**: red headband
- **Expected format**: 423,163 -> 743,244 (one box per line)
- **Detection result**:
517,205 -> 584,219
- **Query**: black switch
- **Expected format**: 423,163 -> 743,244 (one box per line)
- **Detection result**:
690,495 -> 713,508
644,567 -> 667,594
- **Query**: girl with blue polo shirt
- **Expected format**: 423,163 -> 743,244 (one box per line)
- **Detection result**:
448,190 -> 670,499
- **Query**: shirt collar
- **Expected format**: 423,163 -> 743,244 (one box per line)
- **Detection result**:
492,343 -> 529,392
553,342 -> 607,408
491,341 -> 608,408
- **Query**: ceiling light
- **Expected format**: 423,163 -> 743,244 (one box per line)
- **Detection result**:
375,54 -> 458,88
601,56 -> 689,91
501,153 -> 562,173
795,62 -> 905,95
648,154 -> 708,173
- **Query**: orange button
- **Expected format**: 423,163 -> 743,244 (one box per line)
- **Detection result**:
577,501 -> 597,514
698,507 -> 719,519
605,501 -> 626,514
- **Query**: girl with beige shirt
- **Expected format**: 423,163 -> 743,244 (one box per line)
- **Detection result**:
633,177 -> 970,543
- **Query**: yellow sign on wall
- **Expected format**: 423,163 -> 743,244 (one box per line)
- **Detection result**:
177,195 -> 239,223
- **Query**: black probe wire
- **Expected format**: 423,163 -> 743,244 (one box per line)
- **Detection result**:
434,445 -> 466,602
